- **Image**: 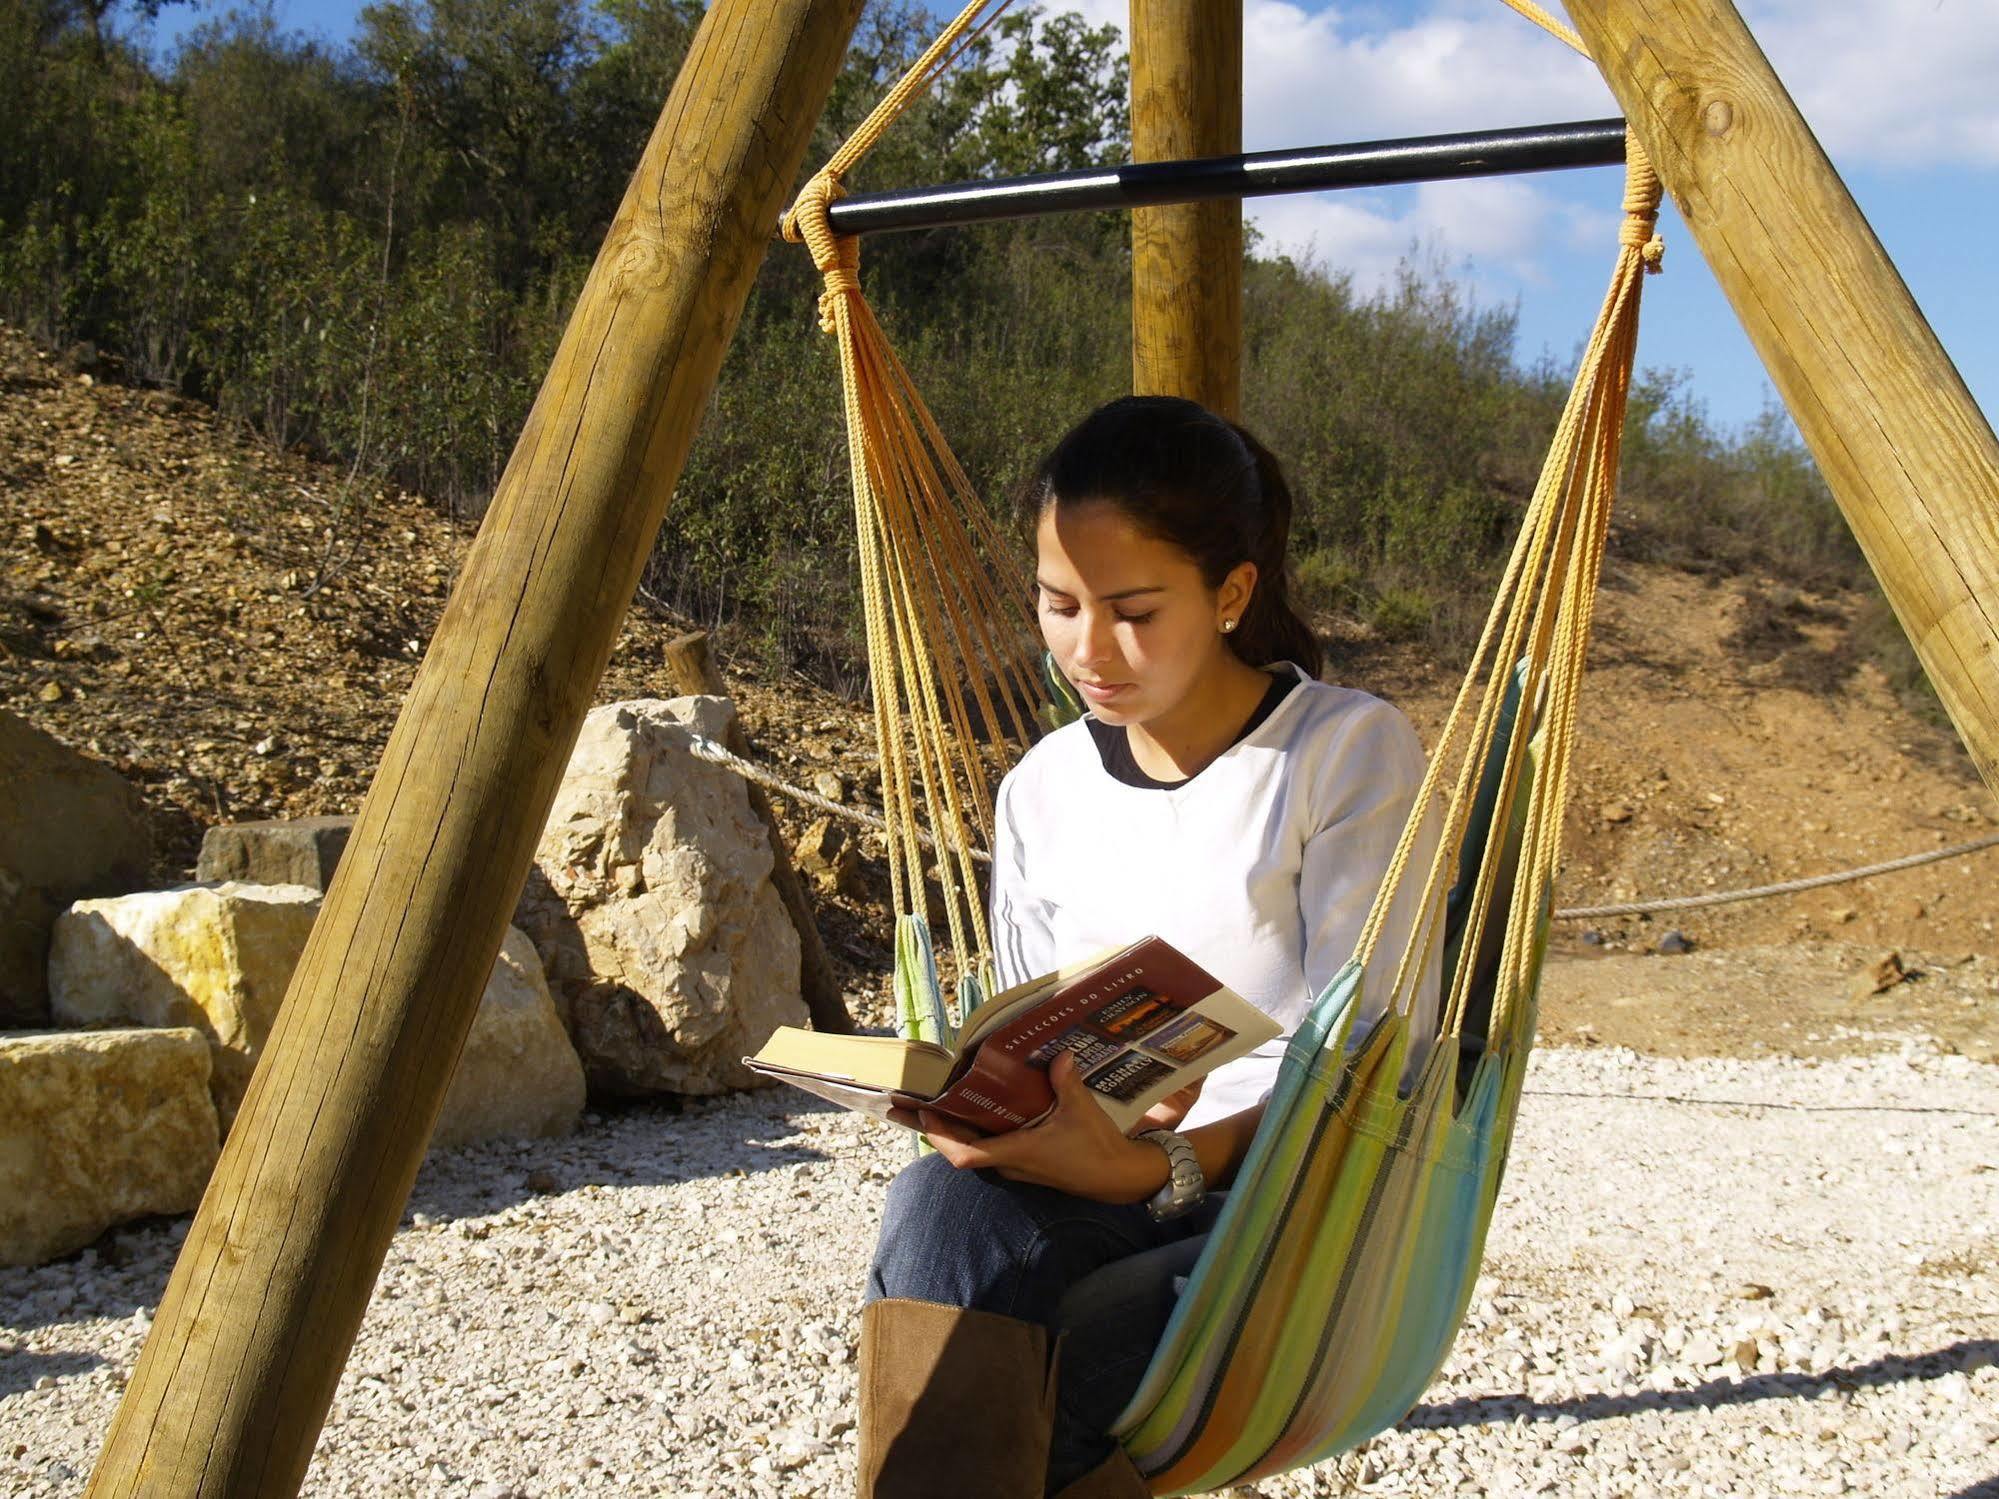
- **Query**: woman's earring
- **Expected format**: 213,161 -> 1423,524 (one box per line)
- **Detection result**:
1221,619 -> 1237,633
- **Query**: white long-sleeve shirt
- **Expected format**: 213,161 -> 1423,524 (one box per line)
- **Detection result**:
988,664 -> 1442,1130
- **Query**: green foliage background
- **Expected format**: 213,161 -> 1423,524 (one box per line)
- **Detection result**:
2,0 -> 1881,688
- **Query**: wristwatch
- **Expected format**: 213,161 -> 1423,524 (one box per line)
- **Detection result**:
1138,1129 -> 1205,1222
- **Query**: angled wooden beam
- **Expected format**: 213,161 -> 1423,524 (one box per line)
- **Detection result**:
1565,0 -> 1999,795
1130,0 -> 1243,418
86,2 -> 866,1493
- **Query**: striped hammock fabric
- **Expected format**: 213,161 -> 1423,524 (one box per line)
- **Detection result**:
1116,978 -> 1535,1489
781,1 -> 1663,1485
1112,709 -> 1548,1491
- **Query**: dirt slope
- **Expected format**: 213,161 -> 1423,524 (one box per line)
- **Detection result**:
4,319 -> 1994,1057
1352,565 -> 1995,958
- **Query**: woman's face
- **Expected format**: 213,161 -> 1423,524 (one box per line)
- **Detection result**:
1034,500 -> 1253,727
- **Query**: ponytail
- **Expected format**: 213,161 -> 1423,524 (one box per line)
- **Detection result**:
1227,423 -> 1324,679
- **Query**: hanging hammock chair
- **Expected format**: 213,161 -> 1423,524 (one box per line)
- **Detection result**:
780,3 -> 1664,1491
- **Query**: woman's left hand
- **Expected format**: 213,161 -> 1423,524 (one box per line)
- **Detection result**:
891,1053 -> 1168,1205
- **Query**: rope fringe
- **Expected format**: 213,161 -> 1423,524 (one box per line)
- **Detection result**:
778,0 -> 1040,992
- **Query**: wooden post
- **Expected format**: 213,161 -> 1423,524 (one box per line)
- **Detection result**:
86,3 -> 866,1494
662,630 -> 853,1034
1129,0 -> 1243,418
1564,0 -> 1999,795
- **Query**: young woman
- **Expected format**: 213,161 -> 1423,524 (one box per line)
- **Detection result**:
859,397 -> 1441,1499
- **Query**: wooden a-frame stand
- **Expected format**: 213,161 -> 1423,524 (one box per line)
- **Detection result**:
87,1 -> 1998,1494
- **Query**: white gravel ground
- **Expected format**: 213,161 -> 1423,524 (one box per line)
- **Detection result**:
5,1044 -> 1996,1498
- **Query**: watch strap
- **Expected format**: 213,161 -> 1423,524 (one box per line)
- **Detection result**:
1138,1128 -> 1205,1221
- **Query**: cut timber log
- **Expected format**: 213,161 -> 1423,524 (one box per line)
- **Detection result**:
85,3 -> 867,1495
662,630 -> 853,1034
1130,0 -> 1243,419
1566,0 -> 1999,797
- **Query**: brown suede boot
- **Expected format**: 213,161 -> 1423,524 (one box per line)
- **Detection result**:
1049,1446 -> 1153,1497
857,1298 -> 1060,1498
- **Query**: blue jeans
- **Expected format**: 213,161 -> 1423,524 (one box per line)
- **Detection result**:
866,1152 -> 1218,1492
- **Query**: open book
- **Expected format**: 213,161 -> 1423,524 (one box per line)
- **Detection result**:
746,937 -> 1281,1134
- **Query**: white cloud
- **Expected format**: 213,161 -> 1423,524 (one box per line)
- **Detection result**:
1060,1 -> 1999,168
1046,0 -> 1999,291
1246,175 -> 1616,298
1245,194 -> 1411,292
1236,2 -> 1611,148
1055,1 -> 1613,145
1750,1 -> 1999,167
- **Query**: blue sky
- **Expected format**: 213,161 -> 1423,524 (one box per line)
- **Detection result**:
138,0 -> 1999,437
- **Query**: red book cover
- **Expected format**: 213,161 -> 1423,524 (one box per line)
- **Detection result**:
911,938 -> 1237,1133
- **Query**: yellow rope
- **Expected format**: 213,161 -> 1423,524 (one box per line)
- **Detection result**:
821,1 -> 1013,185
781,0 -> 1038,999
1354,135 -> 1662,1049
1496,0 -> 1590,59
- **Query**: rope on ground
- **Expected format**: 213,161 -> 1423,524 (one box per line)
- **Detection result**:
682,730 -> 990,863
1521,1087 -> 1999,1119
1552,831 -> 1999,920
686,730 -> 1999,909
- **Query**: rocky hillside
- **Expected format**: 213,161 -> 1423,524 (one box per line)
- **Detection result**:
4,317 -> 1994,993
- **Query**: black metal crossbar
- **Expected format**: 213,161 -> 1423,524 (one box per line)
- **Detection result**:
822,118 -> 1628,238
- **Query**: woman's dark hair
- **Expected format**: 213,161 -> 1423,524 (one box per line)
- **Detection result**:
1020,395 -> 1324,678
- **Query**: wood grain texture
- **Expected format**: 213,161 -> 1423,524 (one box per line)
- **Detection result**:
1566,0 -> 1999,794
83,4 -> 866,1494
1130,0 -> 1242,419
661,630 -> 853,1035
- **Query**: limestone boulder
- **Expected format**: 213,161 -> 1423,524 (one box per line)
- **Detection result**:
0,1027 -> 218,1268
49,886 -> 584,1148
432,928 -> 587,1151
0,710 -> 152,1025
196,815 -> 353,890
518,697 -> 805,1097
49,882 -> 320,1131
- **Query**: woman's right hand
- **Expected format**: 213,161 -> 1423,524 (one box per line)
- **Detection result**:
891,1053 -> 1172,1205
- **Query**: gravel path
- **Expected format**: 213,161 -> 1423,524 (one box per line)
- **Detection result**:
5,1045 -> 1996,1498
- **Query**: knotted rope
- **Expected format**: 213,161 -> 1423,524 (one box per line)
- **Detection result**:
779,0 -> 1042,1027
1622,142 -> 1666,269
786,174 -> 859,333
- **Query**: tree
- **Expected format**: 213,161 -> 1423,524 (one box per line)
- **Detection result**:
60,0 -> 191,65
355,0 -> 603,290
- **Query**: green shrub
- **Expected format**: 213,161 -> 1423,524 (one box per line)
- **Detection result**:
1367,586 -> 1434,644
1293,549 -> 1364,612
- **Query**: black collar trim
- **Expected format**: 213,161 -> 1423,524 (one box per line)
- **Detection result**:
1084,670 -> 1300,790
